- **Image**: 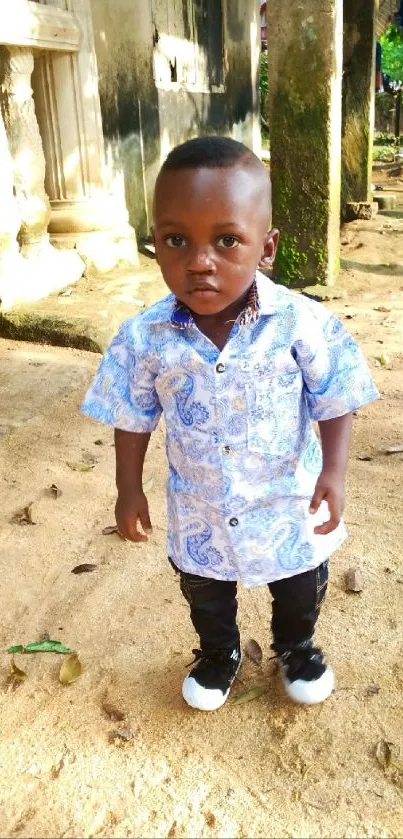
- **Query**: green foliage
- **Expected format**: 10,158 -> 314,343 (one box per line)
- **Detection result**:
380,24 -> 403,83
259,51 -> 268,97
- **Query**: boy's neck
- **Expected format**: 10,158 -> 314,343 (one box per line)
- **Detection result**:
189,284 -> 254,351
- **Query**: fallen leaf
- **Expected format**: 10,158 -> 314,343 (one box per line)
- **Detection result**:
59,653 -> 82,685
114,728 -> 134,742
11,502 -> 36,525
230,685 -> 267,705
9,657 -> 27,682
102,525 -> 118,535
7,640 -> 73,655
49,484 -> 62,499
66,462 -> 95,472
383,444 -> 403,455
143,478 -> 154,493
345,567 -> 364,593
94,439 -> 104,446
378,353 -> 391,367
366,684 -> 381,696
244,638 -> 263,666
376,739 -> 394,770
71,563 -> 97,574
374,306 -> 391,313
51,755 -> 65,779
102,701 -> 126,722
357,455 -> 373,462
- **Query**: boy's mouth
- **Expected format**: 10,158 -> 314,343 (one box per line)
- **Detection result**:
188,283 -> 219,296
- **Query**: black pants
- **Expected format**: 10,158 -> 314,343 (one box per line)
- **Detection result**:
170,560 -> 329,653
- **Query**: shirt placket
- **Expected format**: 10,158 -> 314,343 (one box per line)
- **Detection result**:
213,336 -> 249,578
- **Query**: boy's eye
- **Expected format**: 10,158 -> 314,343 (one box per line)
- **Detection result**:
216,235 -> 239,249
165,235 -> 187,248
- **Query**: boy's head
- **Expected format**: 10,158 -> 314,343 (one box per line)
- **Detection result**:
152,136 -> 279,316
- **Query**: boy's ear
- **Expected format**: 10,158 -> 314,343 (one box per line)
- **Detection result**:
258,228 -> 279,268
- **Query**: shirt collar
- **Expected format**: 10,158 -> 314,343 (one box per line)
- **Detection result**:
171,271 -> 277,330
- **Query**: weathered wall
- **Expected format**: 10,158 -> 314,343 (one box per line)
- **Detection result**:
90,0 -> 259,239
267,0 -> 343,286
341,0 -> 377,213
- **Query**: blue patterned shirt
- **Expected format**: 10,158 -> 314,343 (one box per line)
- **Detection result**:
82,272 -> 378,586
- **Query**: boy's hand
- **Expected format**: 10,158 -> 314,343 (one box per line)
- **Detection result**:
115,491 -> 153,542
309,470 -> 345,535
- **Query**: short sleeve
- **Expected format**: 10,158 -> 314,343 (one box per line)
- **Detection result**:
293,299 -> 379,420
81,319 -> 162,432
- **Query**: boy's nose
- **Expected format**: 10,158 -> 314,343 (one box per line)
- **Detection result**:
187,247 -> 216,273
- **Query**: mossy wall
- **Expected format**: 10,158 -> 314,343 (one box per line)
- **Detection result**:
266,2 -> 342,286
341,0 -> 376,215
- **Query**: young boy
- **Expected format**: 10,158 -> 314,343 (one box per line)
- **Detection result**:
82,137 -> 378,712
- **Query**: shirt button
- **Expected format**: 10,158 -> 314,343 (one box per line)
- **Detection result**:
216,363 -> 225,373
229,517 -> 239,527
223,445 -> 231,454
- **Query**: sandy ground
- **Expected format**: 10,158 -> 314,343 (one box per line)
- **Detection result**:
0,213 -> 402,839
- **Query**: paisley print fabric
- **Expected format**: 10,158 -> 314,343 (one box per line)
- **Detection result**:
82,273 -> 378,586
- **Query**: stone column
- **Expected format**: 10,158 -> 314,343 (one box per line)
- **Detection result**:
0,93 -> 29,310
1,45 -> 84,307
4,48 -> 51,254
32,0 -> 138,272
266,1 -> 343,286
341,0 -> 377,215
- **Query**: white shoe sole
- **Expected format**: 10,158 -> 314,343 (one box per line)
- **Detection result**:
182,654 -> 242,712
281,665 -> 335,705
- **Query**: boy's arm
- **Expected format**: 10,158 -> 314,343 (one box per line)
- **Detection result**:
309,413 -> 353,535
115,429 -> 152,542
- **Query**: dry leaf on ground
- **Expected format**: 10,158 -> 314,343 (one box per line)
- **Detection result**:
375,739 -> 403,772
49,484 -> 63,499
230,685 -> 267,705
102,701 -> 126,722
71,563 -> 97,574
102,525 -> 118,535
110,728 -> 134,742
383,443 -> 403,455
66,462 -> 95,472
244,638 -> 263,666
9,657 -> 27,682
11,502 -> 35,525
59,653 -> 82,685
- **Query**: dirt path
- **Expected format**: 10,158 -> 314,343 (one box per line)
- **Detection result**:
0,218 -> 402,839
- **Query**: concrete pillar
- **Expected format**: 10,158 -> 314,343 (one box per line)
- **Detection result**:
0,45 -> 84,309
32,0 -> 139,273
341,0 -> 377,214
266,1 -> 343,286
5,48 -> 52,253
0,97 -> 30,310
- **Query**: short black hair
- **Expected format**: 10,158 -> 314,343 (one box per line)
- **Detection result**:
160,135 -> 257,172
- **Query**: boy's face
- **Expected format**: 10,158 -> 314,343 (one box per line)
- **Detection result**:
153,166 -> 279,316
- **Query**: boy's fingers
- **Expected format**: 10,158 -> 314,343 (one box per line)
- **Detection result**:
313,494 -> 341,535
139,500 -> 153,536
309,485 -> 326,514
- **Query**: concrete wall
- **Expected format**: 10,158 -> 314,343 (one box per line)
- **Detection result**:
90,0 -> 259,239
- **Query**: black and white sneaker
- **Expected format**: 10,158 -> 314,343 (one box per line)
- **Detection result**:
182,646 -> 242,711
275,640 -> 334,705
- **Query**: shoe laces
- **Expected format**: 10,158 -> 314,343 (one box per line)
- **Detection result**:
273,640 -> 324,682
187,647 -> 240,677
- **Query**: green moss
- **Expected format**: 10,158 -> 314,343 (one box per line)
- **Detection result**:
268,23 -> 337,287
275,234 -> 307,286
